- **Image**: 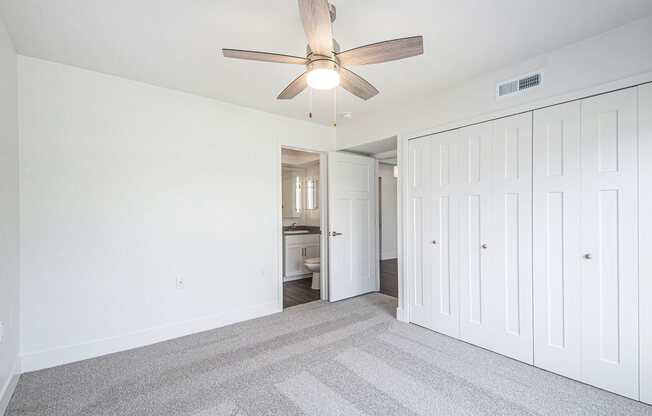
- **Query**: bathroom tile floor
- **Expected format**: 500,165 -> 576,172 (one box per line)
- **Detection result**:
283,278 -> 320,308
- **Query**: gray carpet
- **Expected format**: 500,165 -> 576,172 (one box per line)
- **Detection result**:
5,293 -> 652,415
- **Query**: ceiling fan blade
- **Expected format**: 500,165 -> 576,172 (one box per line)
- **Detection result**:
340,68 -> 379,101
278,72 -> 309,99
297,0 -> 333,57
337,36 -> 423,67
222,49 -> 309,65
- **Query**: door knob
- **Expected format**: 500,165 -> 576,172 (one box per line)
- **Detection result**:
585,253 -> 592,259
330,231 -> 342,236
482,244 -> 488,249
432,240 -> 437,245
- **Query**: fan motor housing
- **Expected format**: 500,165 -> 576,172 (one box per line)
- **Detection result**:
306,39 -> 340,60
306,59 -> 340,76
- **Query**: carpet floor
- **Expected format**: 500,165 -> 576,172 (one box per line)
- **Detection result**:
5,293 -> 652,415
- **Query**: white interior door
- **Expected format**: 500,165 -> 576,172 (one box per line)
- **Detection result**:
328,152 -> 377,302
580,88 -> 639,399
458,121 -> 493,350
532,101 -> 582,380
491,113 -> 533,364
640,83 -> 652,405
407,136 -> 432,328
429,130 -> 460,338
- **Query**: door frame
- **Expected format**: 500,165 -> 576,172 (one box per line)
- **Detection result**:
374,159 -> 381,292
277,145 -> 330,311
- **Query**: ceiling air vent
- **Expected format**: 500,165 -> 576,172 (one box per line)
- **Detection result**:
496,70 -> 543,99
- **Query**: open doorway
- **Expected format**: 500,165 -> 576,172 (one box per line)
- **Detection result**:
281,148 -> 323,308
340,136 -> 399,299
378,162 -> 398,298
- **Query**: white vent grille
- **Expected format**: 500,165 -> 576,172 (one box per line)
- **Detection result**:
496,70 -> 543,99
498,80 -> 519,97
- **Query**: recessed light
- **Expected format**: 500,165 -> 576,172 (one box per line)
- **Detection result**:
342,112 -> 354,118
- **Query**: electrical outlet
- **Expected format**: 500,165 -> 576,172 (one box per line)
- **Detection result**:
176,276 -> 185,290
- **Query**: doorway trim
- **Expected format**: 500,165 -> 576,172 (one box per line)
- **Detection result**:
396,135 -> 408,322
277,145 -> 329,311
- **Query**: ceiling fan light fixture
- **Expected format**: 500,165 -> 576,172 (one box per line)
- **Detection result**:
306,60 -> 340,90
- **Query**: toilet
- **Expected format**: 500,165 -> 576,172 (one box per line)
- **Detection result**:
304,257 -> 320,290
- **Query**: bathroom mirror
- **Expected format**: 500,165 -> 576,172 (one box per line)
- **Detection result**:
306,179 -> 318,210
282,168 -> 301,218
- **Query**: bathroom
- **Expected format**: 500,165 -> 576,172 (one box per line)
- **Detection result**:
281,148 -> 322,308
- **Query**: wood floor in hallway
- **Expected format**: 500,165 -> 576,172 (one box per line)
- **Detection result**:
380,258 -> 398,298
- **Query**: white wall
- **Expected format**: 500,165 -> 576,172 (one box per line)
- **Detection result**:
17,56 -> 335,371
0,16 -> 20,413
337,16 -> 652,149
379,163 -> 397,260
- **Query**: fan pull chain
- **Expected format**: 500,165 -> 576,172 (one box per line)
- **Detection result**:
309,87 -> 312,118
333,88 -> 337,127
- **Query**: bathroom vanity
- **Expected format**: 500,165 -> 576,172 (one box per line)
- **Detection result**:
283,232 -> 319,280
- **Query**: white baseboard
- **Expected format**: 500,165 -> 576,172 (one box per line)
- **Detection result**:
283,274 -> 311,282
21,301 -> 278,373
381,252 -> 397,260
0,359 -> 21,415
396,307 -> 408,323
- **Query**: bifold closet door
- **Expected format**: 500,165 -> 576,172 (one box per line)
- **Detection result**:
580,88 -> 639,399
428,130 -> 460,338
491,113 -> 533,364
532,101 -> 582,380
459,122 -> 493,350
408,136 -> 432,329
640,83 -> 652,405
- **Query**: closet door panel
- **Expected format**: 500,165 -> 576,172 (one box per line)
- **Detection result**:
459,122 -> 493,349
429,130 -> 460,338
532,101 -> 582,380
491,113 -> 533,364
408,136 -> 432,329
580,88 -> 639,399
639,83 -> 652,405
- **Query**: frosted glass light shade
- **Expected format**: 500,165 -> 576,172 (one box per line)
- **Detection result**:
307,68 -> 340,90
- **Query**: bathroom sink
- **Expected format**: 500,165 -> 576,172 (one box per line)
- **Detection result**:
284,230 -> 310,234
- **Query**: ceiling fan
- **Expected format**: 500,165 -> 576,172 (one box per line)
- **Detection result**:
222,0 -> 423,102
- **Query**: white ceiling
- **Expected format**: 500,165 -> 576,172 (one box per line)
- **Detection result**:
345,135 -> 396,153
2,0 -> 651,126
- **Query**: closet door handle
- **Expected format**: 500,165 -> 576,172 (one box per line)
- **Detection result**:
585,253 -> 592,259
481,244 -> 488,249
432,240 -> 437,245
